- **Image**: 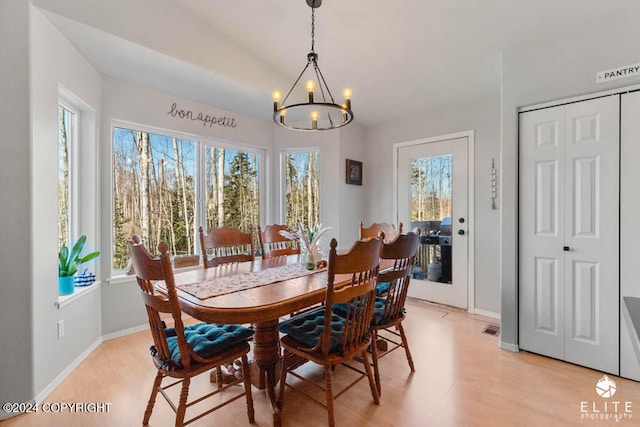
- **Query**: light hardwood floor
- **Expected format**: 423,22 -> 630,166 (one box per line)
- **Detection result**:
4,299 -> 640,426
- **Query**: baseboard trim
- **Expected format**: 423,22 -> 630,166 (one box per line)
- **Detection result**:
102,323 -> 149,342
472,308 -> 501,320
5,323 -> 151,421
35,337 -> 102,405
500,341 -> 520,353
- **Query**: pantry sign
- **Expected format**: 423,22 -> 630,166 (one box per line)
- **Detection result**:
596,63 -> 640,84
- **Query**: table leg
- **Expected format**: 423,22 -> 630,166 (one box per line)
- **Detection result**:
252,319 -> 282,427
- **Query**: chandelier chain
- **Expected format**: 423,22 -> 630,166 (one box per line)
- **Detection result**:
311,7 -> 315,53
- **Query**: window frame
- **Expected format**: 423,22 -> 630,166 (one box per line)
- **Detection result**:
110,120 -> 266,277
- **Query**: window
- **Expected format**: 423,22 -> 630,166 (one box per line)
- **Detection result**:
283,150 -> 320,229
58,104 -> 76,250
112,125 -> 262,271
204,147 -> 260,231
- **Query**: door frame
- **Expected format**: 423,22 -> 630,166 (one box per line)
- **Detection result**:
393,130 -> 476,313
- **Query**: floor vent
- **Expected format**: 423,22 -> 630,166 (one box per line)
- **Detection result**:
483,325 -> 500,336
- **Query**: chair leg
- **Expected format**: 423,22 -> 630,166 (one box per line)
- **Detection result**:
277,350 -> 289,410
143,371 -> 163,425
361,351 -> 380,405
397,323 -> 415,372
324,365 -> 336,427
215,366 -> 223,389
241,354 -> 255,424
370,330 -> 382,396
175,377 -> 190,427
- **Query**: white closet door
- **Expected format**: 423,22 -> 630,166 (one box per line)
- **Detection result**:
519,105 -> 566,361
519,96 -> 619,375
563,97 -> 619,374
620,91 -> 640,381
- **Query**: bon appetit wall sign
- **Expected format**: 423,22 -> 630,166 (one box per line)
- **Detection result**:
167,102 -> 238,128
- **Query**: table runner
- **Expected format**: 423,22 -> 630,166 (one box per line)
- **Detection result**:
177,263 -> 326,300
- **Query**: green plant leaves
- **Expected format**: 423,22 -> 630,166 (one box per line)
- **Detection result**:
58,235 -> 100,277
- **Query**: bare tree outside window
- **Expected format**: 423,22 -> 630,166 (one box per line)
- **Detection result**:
410,155 -> 452,222
112,128 -> 197,270
285,151 -> 320,229
112,127 -> 261,271
58,106 -> 72,250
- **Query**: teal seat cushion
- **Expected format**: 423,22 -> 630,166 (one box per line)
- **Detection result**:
277,308 -> 347,354
334,297 -> 406,326
165,323 -> 253,367
376,282 -> 390,295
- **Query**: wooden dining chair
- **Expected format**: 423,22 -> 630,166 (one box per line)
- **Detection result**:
257,224 -> 300,259
128,235 -> 255,427
368,232 -> 419,396
199,225 -> 255,268
359,221 -> 403,243
277,237 -> 382,427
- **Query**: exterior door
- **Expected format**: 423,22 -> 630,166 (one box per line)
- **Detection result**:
396,136 -> 469,309
519,95 -> 619,374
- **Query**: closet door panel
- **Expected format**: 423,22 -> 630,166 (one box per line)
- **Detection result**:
564,96 -> 619,374
519,105 -> 565,359
620,91 -> 640,381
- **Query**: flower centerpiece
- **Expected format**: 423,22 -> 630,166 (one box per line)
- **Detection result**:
280,223 -> 332,270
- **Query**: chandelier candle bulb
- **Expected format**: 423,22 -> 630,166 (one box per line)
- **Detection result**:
280,109 -> 286,125
343,88 -> 352,110
272,90 -> 281,111
311,111 -> 318,129
306,80 -> 316,103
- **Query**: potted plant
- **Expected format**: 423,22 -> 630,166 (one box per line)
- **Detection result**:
58,235 -> 100,295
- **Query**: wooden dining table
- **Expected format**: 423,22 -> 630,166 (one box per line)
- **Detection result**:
157,254 -> 342,427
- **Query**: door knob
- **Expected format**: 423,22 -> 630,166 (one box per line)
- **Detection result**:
459,217 -> 465,223
563,246 -> 570,251
458,229 -> 465,235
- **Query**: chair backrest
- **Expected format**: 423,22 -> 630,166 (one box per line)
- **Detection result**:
324,237 -> 382,356
258,224 -> 300,259
199,225 -> 255,268
359,221 -> 403,243
128,235 -> 192,370
377,232 -> 419,323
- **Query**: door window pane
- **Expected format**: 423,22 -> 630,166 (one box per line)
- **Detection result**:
411,155 -> 452,283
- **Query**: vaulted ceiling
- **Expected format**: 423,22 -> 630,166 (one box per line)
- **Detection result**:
40,0 -> 640,127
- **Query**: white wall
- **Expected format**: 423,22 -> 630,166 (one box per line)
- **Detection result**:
338,122 -> 367,247
499,24 -> 640,349
29,4 -> 103,396
0,0 -> 33,416
364,95 -> 501,315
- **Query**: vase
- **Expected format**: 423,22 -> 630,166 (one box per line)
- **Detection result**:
302,245 -> 323,270
58,276 -> 75,296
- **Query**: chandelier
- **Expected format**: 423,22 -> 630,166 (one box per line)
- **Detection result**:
272,0 -> 353,131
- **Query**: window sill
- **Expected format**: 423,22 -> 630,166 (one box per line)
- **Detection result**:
107,264 -> 202,285
56,281 -> 101,309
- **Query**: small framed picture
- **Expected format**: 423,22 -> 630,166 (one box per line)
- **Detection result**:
346,159 -> 363,185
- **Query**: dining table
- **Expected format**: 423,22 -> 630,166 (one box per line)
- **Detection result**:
157,254 -> 341,427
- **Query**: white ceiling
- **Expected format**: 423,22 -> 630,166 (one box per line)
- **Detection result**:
43,0 -> 640,127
